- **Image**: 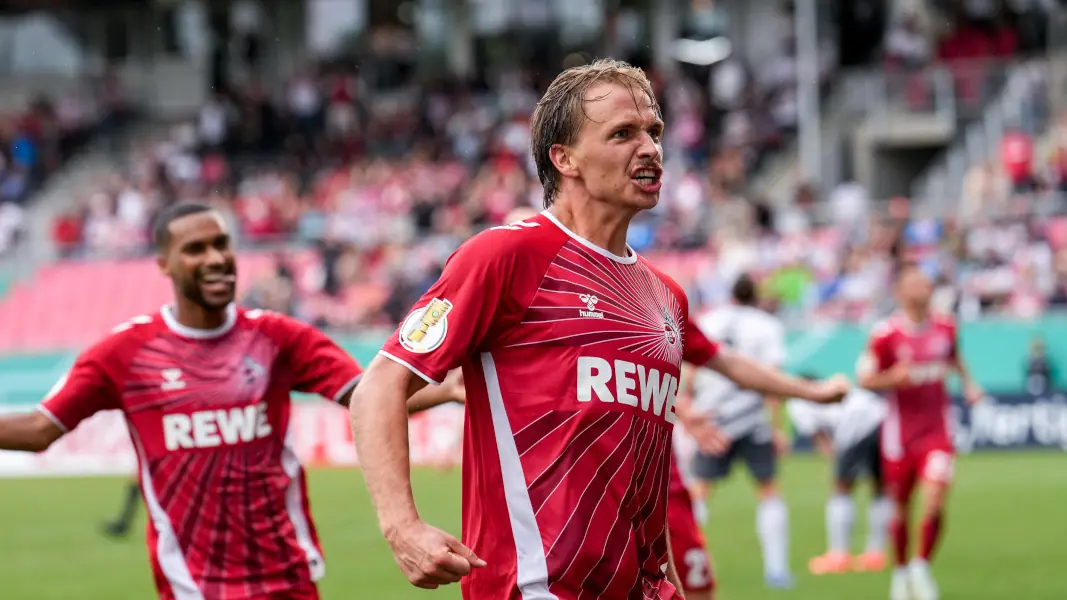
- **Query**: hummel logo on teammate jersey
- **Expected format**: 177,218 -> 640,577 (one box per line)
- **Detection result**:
161,368 -> 186,391
578,294 -> 604,319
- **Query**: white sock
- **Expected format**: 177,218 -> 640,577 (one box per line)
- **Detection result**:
826,494 -> 855,554
757,497 -> 790,577
866,495 -> 894,553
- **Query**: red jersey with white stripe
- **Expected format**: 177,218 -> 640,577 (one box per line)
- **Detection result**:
38,305 -> 362,600
862,313 -> 958,459
380,212 -> 719,600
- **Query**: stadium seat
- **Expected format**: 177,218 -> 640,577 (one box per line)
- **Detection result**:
0,254 -> 286,353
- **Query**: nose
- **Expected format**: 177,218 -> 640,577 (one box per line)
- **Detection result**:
204,246 -> 226,267
637,131 -> 661,161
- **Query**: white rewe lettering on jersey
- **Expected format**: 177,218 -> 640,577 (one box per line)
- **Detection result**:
907,362 -> 948,384
576,356 -> 678,423
163,403 -> 273,450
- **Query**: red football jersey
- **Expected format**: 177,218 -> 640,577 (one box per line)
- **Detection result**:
861,312 -> 958,460
380,212 -> 718,600
37,305 -> 362,600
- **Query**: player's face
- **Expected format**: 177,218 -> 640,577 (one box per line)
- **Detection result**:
160,211 -> 237,310
561,81 -> 664,211
896,268 -> 933,308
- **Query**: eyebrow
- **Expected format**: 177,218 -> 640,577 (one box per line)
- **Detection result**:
609,117 -> 664,131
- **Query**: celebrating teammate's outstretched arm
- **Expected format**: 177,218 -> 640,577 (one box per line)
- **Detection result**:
406,369 -> 465,414
0,410 -> 62,451
701,344 -> 850,404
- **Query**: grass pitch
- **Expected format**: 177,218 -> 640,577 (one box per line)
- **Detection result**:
0,452 -> 1063,599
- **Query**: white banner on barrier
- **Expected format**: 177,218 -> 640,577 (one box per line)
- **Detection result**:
0,402 -> 465,477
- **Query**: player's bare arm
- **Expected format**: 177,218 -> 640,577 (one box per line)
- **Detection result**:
406,369 -> 465,415
855,354 -> 911,391
705,348 -> 850,404
0,410 -> 64,452
677,365 -> 730,455
349,355 -> 485,588
951,357 -> 984,405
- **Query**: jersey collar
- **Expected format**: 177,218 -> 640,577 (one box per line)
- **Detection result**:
161,303 -> 238,339
541,210 -> 638,265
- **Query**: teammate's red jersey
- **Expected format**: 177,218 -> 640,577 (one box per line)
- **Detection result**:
37,305 -> 362,600
862,312 -> 958,460
667,451 -> 714,593
380,212 -> 719,600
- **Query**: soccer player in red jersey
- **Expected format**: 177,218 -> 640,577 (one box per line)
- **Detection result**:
857,263 -> 983,600
351,59 -> 850,600
0,202 -> 457,599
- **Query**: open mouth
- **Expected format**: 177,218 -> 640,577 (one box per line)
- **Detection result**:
199,272 -> 236,293
631,167 -> 662,192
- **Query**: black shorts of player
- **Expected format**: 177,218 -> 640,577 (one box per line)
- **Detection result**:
833,426 -> 882,486
691,431 -> 777,484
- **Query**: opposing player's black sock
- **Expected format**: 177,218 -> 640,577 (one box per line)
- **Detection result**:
118,481 -> 141,525
103,482 -> 141,537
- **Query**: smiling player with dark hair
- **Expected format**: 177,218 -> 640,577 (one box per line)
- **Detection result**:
0,202 -> 457,599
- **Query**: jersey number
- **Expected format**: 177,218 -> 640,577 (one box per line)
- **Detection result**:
683,548 -> 711,588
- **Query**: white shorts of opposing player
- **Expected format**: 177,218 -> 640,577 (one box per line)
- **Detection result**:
891,559 -> 938,600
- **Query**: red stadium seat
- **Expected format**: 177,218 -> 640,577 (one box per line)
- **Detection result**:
0,254 -> 287,353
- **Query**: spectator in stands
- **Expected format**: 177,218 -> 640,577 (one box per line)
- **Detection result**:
1001,129 -> 1037,193
1024,337 -> 1056,395
0,200 -> 23,256
884,12 -> 931,69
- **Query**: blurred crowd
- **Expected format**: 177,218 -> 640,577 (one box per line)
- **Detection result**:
0,79 -> 113,257
20,0 -> 1067,329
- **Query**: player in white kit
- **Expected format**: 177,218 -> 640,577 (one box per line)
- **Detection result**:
684,274 -> 794,589
786,377 -> 893,575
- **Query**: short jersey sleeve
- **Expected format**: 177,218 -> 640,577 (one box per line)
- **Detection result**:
858,321 -> 896,378
379,231 -> 526,385
37,343 -> 122,433
270,312 -> 363,402
682,314 -> 720,367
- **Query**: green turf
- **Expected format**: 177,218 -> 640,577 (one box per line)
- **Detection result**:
0,452 -> 1064,599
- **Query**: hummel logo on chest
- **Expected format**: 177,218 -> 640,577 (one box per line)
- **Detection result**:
161,368 -> 186,391
578,294 -> 604,319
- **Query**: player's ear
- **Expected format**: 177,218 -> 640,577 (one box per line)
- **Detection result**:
156,251 -> 171,277
549,143 -> 580,179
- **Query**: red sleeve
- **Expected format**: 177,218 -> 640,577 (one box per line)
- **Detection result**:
276,314 -> 363,402
682,315 -> 719,367
859,323 -> 896,376
37,343 -> 121,433
379,231 -> 524,384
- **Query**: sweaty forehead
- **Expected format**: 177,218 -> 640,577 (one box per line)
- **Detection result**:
582,82 -> 659,124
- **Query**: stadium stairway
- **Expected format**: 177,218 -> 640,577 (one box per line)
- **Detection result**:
909,60 -> 1052,214
752,71 -> 884,207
